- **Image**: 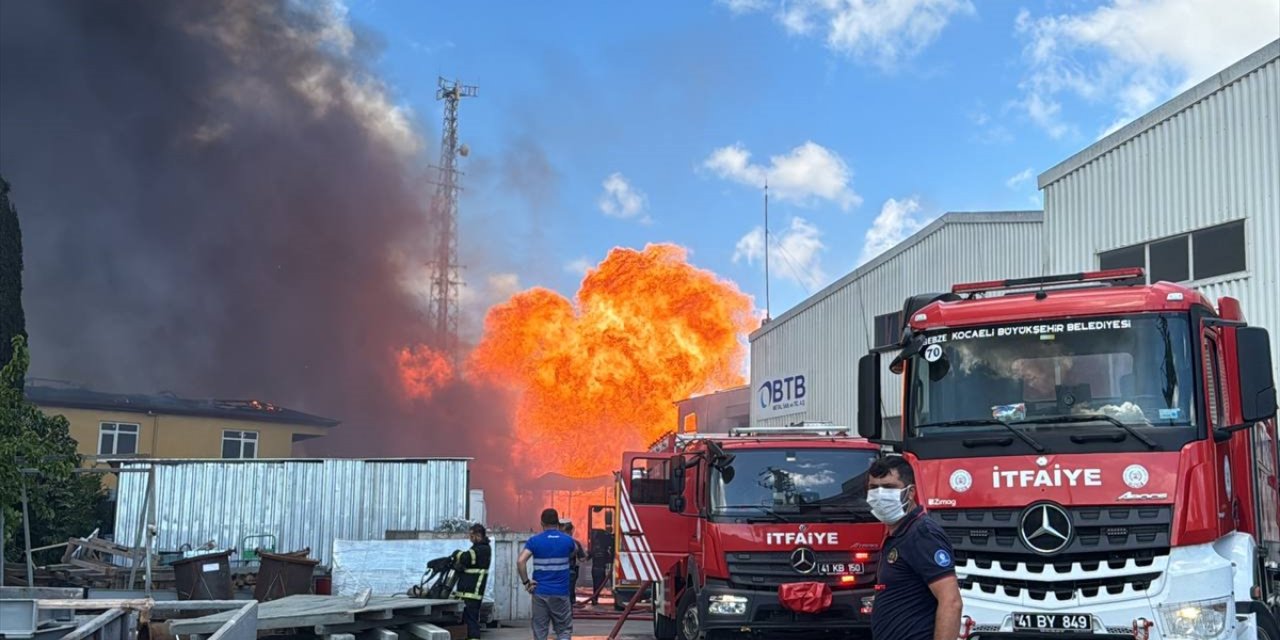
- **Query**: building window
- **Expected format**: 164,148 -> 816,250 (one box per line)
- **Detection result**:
1192,221 -> 1246,279
222,430 -> 258,459
1098,220 -> 1246,283
873,312 -> 902,348
99,422 -> 140,456
1098,245 -> 1145,272
1148,235 -> 1189,283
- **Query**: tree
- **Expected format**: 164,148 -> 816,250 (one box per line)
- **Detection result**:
2,335 -> 106,567
0,175 -> 26,390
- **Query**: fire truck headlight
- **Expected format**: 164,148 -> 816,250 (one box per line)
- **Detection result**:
1157,597 -> 1230,639
708,594 -> 748,616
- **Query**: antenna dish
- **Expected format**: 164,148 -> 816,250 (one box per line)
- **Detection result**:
459,143 -> 470,157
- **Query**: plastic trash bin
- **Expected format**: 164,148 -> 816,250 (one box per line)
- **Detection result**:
254,548 -> 319,602
172,550 -> 234,600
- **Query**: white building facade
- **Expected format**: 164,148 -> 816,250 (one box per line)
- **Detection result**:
749,39 -> 1279,429
1040,40 -> 1279,382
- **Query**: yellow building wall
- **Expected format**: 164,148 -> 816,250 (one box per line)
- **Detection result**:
37,405 -> 331,488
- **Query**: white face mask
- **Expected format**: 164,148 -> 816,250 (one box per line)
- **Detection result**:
867,486 -> 911,524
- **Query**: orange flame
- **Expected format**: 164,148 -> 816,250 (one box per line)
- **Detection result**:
396,344 -> 455,401
469,243 -> 756,480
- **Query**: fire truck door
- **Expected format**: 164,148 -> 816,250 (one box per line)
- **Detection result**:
619,452 -> 696,580
1203,328 -> 1237,536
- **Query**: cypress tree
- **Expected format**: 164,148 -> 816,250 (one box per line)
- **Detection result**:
0,175 -> 26,391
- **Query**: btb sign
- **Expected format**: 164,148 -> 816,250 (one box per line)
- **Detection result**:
757,372 -> 808,420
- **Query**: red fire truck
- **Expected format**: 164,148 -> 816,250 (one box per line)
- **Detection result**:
614,425 -> 886,639
856,268 -> 1279,640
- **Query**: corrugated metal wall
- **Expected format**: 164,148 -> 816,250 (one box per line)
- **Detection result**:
750,214 -> 1044,430
1043,50 -> 1279,382
114,459 -> 469,566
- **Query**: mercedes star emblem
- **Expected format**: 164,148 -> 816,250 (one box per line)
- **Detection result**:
1020,503 -> 1072,554
790,547 -> 817,574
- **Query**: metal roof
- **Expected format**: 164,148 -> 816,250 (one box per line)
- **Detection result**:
750,210 -> 1044,340
1039,38 -> 1280,189
26,384 -> 341,427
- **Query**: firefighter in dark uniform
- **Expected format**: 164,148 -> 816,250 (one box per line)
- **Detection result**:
588,521 -> 615,605
452,524 -> 492,640
866,456 -> 963,640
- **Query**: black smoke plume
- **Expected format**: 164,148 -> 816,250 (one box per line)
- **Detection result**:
0,0 -> 519,523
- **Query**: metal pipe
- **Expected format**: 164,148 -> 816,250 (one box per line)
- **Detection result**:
145,466 -> 156,594
128,468 -> 153,590
607,579 -> 650,640
20,477 -> 34,586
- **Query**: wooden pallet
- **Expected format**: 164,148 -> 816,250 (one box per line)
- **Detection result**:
167,595 -> 462,636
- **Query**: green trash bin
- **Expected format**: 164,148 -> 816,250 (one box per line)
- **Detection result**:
172,550 -> 234,600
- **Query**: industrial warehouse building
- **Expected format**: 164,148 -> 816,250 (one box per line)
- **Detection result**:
750,38 -> 1279,430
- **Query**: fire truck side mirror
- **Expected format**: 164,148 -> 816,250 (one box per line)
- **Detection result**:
1236,327 -> 1277,424
668,460 -> 686,496
858,353 -> 883,441
668,494 -> 686,513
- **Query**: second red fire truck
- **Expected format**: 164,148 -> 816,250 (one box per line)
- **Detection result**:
614,425 -> 887,639
857,268 -> 1279,640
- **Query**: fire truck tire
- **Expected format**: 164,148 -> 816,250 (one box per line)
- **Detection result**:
676,589 -> 700,640
654,610 -> 677,639
1240,602 -> 1279,640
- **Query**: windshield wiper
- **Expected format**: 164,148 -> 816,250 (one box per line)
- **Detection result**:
816,505 -> 877,521
723,505 -> 794,523
1011,414 -> 1159,450
915,419 -> 1046,453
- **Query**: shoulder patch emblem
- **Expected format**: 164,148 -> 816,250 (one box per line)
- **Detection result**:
934,549 -> 952,568
887,548 -> 899,564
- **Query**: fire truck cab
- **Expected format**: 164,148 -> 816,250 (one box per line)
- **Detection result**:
615,425 -> 886,640
857,268 -> 1280,640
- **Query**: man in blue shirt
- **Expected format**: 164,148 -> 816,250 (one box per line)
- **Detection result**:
517,508 -> 577,640
867,456 -> 963,640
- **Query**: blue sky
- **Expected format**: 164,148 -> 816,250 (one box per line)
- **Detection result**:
344,0 -> 1279,322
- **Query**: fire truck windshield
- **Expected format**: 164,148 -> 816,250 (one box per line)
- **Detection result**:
908,313 -> 1196,438
708,448 -> 878,522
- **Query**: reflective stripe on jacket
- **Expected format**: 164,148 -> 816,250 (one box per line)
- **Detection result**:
453,541 -> 492,600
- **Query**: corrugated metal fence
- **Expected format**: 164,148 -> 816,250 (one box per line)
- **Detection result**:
114,459 -> 469,566
332,532 -> 535,622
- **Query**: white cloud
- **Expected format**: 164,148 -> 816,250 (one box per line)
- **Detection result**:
720,0 -> 975,69
1016,0 -> 1280,138
565,257 -> 594,277
1005,167 -> 1034,190
734,217 -> 828,290
717,0 -> 770,13
597,172 -> 650,223
703,142 -> 861,210
859,197 -> 935,264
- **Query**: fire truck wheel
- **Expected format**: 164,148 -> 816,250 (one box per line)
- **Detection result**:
676,589 -> 700,640
653,609 -> 677,640
1241,601 -> 1279,640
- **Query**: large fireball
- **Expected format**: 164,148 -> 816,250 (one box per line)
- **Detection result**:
469,243 -> 756,479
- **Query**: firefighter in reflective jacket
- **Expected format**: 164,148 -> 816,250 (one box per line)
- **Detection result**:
452,524 -> 491,640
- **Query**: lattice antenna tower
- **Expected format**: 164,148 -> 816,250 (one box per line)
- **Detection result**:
427,76 -> 477,365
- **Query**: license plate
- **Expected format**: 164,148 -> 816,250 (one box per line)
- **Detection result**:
1013,613 -> 1092,632
818,562 -> 864,575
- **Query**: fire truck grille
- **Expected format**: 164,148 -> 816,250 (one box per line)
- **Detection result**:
958,571 -> 1162,601
931,506 -> 1172,557
931,506 -> 1171,602
725,551 -> 879,590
